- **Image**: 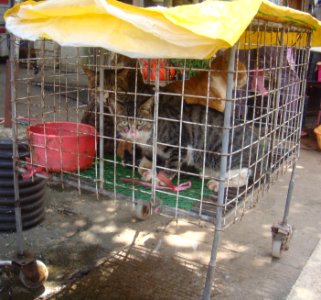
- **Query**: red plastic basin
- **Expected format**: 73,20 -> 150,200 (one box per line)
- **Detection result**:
27,122 -> 97,172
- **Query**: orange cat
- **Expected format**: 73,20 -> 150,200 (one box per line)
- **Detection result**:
165,50 -> 248,112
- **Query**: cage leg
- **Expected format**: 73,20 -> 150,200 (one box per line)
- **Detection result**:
202,205 -> 224,300
99,51 -> 105,194
4,59 -> 12,128
8,35 -> 49,289
202,45 -> 236,300
9,34 -> 24,256
271,160 -> 296,258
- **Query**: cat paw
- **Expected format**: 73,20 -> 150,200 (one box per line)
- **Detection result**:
138,157 -> 153,176
240,168 -> 252,179
228,168 -> 252,187
141,170 -> 166,186
142,170 -> 153,182
207,180 -> 219,192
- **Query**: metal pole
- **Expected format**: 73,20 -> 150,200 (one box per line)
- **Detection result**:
10,35 -> 24,255
281,160 -> 296,225
202,46 -> 236,300
151,60 -> 160,206
281,32 -> 311,226
269,30 -> 285,173
4,60 -> 12,128
99,50 -> 105,193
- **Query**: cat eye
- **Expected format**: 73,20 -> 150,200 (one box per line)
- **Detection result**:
137,119 -> 144,126
120,120 -> 128,126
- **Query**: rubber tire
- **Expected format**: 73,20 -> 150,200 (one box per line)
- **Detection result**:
272,239 -> 282,258
135,202 -> 150,220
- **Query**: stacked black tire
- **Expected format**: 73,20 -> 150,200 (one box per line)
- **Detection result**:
0,139 -> 47,232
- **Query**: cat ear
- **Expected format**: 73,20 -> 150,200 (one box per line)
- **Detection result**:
210,50 -> 229,70
110,53 -> 136,68
106,98 -> 116,115
140,97 -> 154,114
107,98 -> 124,115
116,55 -> 137,67
117,68 -> 130,80
83,66 -> 97,89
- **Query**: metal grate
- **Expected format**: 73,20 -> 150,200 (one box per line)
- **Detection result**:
44,245 -> 210,300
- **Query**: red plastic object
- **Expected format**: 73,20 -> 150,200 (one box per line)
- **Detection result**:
140,59 -> 176,81
27,122 -> 97,172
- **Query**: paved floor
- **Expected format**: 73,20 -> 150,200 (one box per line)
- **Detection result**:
39,147 -> 321,300
287,239 -> 321,300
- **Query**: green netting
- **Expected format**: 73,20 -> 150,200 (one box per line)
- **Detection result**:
80,158 -> 214,211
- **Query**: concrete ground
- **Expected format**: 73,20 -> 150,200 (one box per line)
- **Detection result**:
287,239 -> 321,300
1,61 -> 321,299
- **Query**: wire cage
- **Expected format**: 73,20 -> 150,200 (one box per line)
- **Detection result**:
9,17 -> 311,297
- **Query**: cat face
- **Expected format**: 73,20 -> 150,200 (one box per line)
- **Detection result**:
83,67 -> 138,104
108,97 -> 154,144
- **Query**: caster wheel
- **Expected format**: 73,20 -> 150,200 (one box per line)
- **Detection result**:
19,260 -> 49,289
272,239 -> 282,258
135,202 -> 150,220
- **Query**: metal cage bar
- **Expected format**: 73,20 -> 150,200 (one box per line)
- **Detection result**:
202,45 -> 237,300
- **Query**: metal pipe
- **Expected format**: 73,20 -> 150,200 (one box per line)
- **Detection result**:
281,160 -> 296,225
0,260 -> 12,267
281,32 -> 311,226
151,60 -> 161,206
10,35 -> 24,255
99,50 -> 105,192
202,46 -> 236,300
270,30 -> 285,173
4,59 -> 12,128
298,32 -> 312,149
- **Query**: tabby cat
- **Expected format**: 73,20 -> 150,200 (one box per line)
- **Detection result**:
84,52 -> 260,191
81,57 -> 154,161
108,63 -> 260,191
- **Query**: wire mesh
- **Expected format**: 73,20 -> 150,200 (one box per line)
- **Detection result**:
11,19 -> 311,229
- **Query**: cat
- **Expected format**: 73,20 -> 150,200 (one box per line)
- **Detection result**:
84,52 -> 258,191
81,56 -> 154,161
165,49 -> 248,112
108,86 -> 260,192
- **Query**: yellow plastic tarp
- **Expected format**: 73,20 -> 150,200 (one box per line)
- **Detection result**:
5,0 -> 321,59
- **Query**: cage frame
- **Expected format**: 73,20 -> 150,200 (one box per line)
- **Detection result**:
7,16 -> 313,298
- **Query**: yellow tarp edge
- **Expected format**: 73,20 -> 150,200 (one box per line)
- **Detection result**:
4,0 -> 321,59
258,0 -> 321,47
